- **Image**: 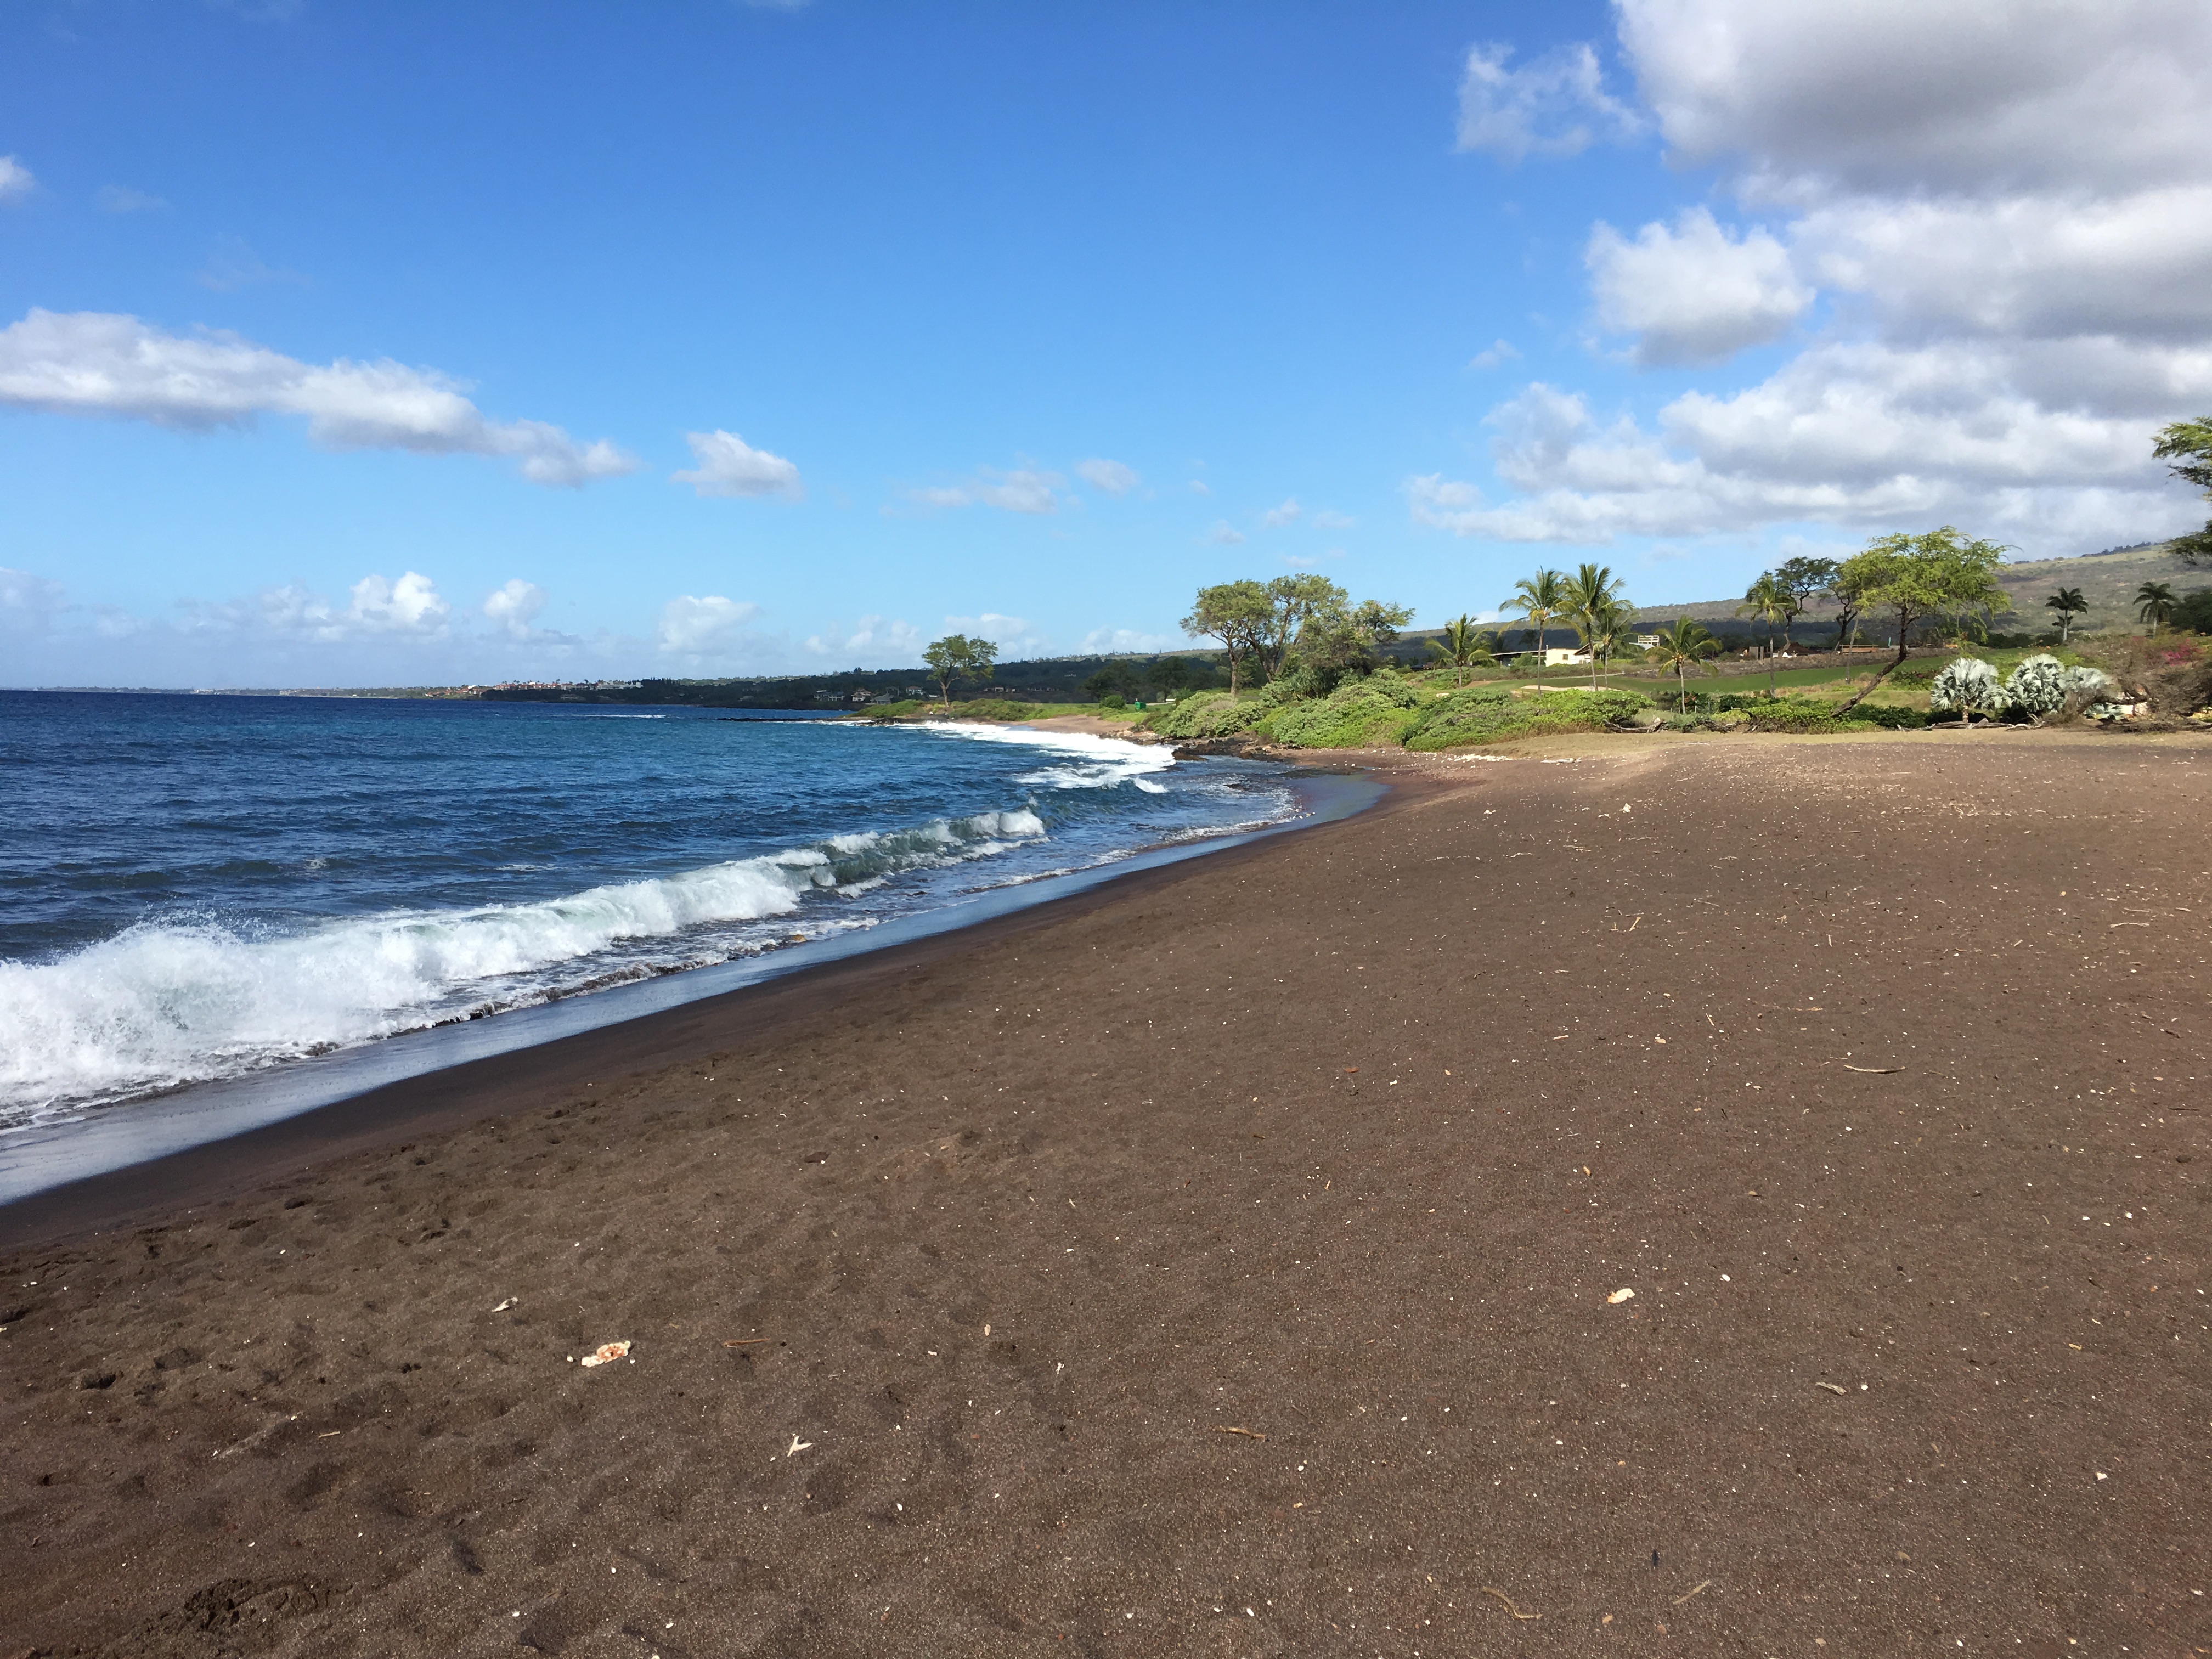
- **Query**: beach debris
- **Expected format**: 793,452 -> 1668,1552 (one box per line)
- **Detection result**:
1481,1587 -> 1541,1620
1607,1288 -> 1636,1305
1673,1580 -> 1713,1606
215,1414 -> 299,1458
786,1434 -> 814,1455
492,1297 -> 518,1313
1840,1064 -> 1899,1074
579,1341 -> 631,1368
1212,1425 -> 1267,1442
1815,1382 -> 1847,1395
723,1338 -> 770,1347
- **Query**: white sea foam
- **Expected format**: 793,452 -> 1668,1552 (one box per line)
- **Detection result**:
0,806 -> 1045,1124
918,721 -> 1178,794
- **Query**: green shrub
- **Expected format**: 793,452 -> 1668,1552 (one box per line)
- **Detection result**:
1143,691 -> 1263,740
1745,703 -> 1850,732
1853,703 -> 1928,729
1403,685 -> 1651,751
1260,672 -> 1423,748
1929,657 -> 2007,719
951,698 -> 1044,721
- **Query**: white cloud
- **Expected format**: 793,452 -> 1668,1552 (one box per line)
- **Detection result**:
1081,627 -> 1177,654
1203,521 -> 1246,545
672,428 -> 803,499
1470,340 -> 1521,369
1456,41 -> 1644,163
1280,554 -> 1323,569
803,614 -> 924,664
0,566 -> 68,630
657,595 -> 763,656
347,571 -> 449,635
1312,508 -> 1355,528
0,156 -> 33,203
942,611 -> 1047,656
0,310 -> 637,487
483,579 -> 549,637
1616,0 -> 2212,197
1586,208 -> 1811,365
1257,497 -> 1302,528
1440,0 -> 2212,551
96,185 -> 168,213
1187,478 -> 1211,495
908,467 -> 1061,514
1076,458 -> 1140,495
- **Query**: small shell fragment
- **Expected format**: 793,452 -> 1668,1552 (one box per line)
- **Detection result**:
1606,1288 -> 1635,1305
579,1341 -> 631,1368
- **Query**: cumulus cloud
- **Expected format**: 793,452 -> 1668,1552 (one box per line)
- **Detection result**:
1470,340 -> 1521,369
1203,521 -> 1245,545
672,428 -> 803,499
657,595 -> 763,656
1456,42 -> 1644,163
1312,509 -> 1355,528
483,579 -> 549,637
907,467 -> 1061,514
0,309 -> 637,487
1076,458 -> 1140,495
347,571 -> 449,634
803,614 -> 924,664
1187,478 -> 1211,495
0,156 -> 34,202
0,566 -> 69,630
1257,497 -> 1302,528
1081,627 -> 1177,654
1587,208 -> 1812,364
167,570 -> 456,644
1439,0 -> 2212,552
942,612 -> 1047,656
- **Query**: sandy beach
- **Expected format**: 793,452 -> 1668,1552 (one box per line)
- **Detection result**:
3,732 -> 2208,1657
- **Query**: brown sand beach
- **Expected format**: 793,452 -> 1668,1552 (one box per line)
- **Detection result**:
3,733 -> 2208,1656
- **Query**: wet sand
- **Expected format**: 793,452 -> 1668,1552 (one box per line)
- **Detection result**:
3,733 -> 2208,1656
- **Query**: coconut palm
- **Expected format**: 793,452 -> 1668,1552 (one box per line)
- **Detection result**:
1425,614 -> 1494,685
2043,586 -> 2087,642
1585,596 -> 1633,680
2136,580 -> 2178,633
1505,568 -> 1567,668
1561,562 -> 1627,690
1737,572 -> 1791,695
1647,618 -> 1720,712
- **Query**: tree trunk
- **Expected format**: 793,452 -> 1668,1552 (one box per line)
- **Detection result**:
1835,607 -> 1914,713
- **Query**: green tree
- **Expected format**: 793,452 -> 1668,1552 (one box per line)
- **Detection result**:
1505,568 -> 1568,665
2136,580 -> 2179,633
1257,574 -> 1353,682
1646,618 -> 1720,710
1771,555 -> 1839,642
922,633 -> 997,707
1425,615 -> 1494,685
1585,596 -> 1633,678
1082,663 -> 1137,702
2153,415 -> 2212,565
1832,528 -> 2010,713
2043,586 -> 2087,642
1736,572 -> 1791,694
1148,656 -> 1192,698
1561,562 -> 1627,689
1182,580 -> 1273,692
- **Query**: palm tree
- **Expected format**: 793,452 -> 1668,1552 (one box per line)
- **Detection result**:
2043,586 -> 2087,643
1505,568 -> 1567,669
2136,580 -> 2178,634
1585,597 -> 1632,681
1561,562 -> 1627,690
1647,618 -> 1720,712
1737,572 -> 1790,695
1425,614 -> 1493,686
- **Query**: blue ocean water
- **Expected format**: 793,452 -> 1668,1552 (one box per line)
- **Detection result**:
0,691 -> 1295,1129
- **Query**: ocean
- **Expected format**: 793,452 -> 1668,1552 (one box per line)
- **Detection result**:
0,691 -> 1301,1136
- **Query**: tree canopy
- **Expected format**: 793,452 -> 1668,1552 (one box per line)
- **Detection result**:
1834,527 -> 2009,711
922,633 -> 997,706
2153,415 -> 2212,564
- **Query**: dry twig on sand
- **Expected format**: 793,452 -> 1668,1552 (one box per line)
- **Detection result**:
1211,1426 -> 1267,1442
1481,1587 -> 1540,1621
1672,1579 -> 1713,1606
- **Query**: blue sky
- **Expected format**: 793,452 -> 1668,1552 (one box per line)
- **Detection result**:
2,0 -> 2206,685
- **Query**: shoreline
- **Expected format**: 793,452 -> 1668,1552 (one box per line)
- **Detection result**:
0,765 -> 1396,1249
